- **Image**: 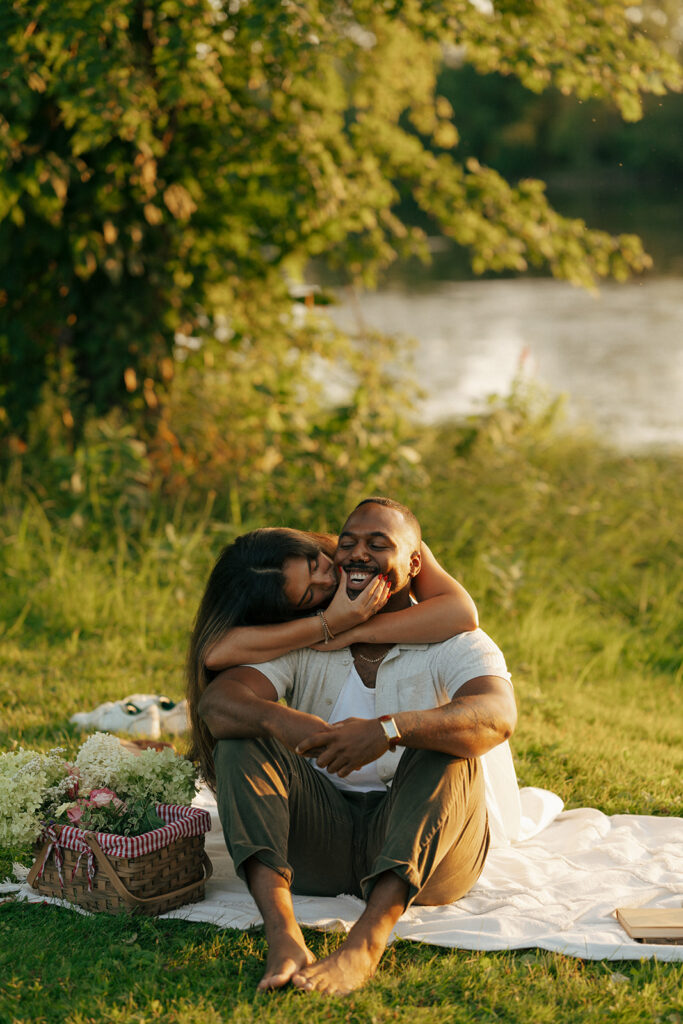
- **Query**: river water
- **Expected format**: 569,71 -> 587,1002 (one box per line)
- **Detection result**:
330,276 -> 683,452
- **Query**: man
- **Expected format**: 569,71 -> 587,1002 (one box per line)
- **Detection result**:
199,497 -> 517,995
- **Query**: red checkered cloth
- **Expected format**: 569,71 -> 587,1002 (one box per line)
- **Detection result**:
44,804 -> 211,857
36,805 -> 212,889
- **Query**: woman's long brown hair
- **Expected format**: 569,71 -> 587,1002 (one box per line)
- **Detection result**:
186,528 -> 336,790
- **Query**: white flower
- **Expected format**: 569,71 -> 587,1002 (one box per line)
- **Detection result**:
114,746 -> 197,806
0,735 -> 198,848
0,748 -> 70,847
75,732 -> 133,790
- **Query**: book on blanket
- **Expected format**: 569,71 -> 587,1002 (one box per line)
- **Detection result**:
616,907 -> 683,944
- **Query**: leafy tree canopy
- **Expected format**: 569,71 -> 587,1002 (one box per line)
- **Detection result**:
0,0 -> 680,469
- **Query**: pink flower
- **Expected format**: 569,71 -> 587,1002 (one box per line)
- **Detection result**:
66,804 -> 84,824
87,787 -> 125,810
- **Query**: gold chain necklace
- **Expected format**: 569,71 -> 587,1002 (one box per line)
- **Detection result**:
355,649 -> 389,664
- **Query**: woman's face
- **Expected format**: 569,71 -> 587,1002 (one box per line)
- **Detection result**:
282,551 -> 337,611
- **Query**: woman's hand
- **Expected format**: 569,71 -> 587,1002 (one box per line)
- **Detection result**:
323,569 -> 391,636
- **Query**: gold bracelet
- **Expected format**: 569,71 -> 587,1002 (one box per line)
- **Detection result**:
317,610 -> 335,643
317,610 -> 330,643
320,611 -> 335,640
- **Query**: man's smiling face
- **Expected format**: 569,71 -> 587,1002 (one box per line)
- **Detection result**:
334,502 -> 421,602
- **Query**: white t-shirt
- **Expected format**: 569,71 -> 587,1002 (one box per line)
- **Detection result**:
312,666 -> 387,794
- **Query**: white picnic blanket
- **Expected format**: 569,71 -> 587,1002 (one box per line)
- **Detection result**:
5,786 -> 683,961
162,786 -> 683,961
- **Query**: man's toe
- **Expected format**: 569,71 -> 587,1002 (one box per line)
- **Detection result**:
258,966 -> 294,990
291,971 -> 314,990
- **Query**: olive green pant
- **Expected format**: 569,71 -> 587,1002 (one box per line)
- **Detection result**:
213,736 -> 489,907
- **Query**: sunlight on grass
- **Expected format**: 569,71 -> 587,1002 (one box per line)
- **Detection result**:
1,417 -> 682,1021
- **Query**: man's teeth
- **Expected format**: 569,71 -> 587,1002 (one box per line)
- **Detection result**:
349,571 -> 373,582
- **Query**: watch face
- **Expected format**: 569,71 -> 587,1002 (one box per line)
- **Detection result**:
380,717 -> 400,746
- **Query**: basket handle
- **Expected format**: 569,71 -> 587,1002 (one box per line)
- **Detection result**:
81,834 -> 213,909
26,839 -> 54,889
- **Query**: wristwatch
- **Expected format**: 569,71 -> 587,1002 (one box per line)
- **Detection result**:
378,714 -> 402,752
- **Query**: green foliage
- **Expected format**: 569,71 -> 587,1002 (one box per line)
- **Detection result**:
1,0 -> 680,447
58,796 -> 166,836
1,312 -> 422,531
447,0 -> 680,117
144,315 -> 425,528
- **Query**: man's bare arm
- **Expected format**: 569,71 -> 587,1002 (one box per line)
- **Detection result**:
296,676 -> 516,777
198,666 -> 333,752
394,676 -> 517,758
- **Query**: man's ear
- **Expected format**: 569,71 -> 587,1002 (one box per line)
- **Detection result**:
408,549 -> 421,578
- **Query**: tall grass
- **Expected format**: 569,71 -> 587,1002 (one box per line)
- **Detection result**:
1,403 -> 681,803
407,404 -> 682,816
1,401 -> 682,1022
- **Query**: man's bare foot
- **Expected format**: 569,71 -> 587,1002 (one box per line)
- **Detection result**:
258,929 -> 316,991
292,870 -> 408,996
291,936 -> 383,996
242,858 -> 316,991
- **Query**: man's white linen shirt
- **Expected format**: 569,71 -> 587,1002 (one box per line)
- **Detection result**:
249,628 -> 522,845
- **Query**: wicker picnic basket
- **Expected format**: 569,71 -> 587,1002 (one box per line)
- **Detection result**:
27,804 -> 213,915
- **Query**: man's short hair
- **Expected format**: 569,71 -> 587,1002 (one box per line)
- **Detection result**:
352,496 -> 422,546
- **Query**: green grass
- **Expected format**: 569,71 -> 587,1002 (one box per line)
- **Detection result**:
0,905 -> 681,1024
1,410 -> 682,1022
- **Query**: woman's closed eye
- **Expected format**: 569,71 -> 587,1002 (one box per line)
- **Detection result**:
300,555 -> 323,607
300,572 -> 315,607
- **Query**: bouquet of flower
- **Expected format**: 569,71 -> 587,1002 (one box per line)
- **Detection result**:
0,733 -> 198,848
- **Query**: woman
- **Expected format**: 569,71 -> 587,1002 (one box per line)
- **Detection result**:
187,524 -> 478,787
